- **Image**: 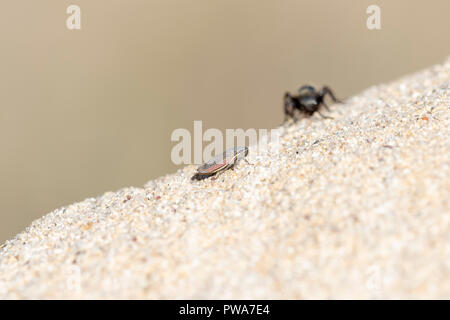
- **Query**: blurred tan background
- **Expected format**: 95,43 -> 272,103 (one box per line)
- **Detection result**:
0,0 -> 449,243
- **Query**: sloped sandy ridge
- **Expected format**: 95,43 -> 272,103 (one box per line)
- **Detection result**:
0,58 -> 449,299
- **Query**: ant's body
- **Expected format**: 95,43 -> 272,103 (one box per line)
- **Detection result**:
284,85 -> 342,121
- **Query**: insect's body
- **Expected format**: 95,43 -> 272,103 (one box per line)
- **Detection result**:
194,146 -> 249,179
284,85 -> 341,121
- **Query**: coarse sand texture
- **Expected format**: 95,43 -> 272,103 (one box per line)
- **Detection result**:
0,58 -> 449,299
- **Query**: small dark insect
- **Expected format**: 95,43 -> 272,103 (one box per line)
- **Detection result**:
284,85 -> 342,121
191,146 -> 249,181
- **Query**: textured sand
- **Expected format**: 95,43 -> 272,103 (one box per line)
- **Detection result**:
0,58 -> 449,299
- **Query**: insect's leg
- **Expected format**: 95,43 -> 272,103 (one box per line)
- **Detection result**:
321,101 -> 331,112
211,170 -> 225,180
223,159 -> 237,171
317,110 -> 334,119
321,86 -> 343,103
230,154 -> 253,169
283,93 -> 296,121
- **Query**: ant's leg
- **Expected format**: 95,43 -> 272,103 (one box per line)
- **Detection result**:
284,111 -> 292,123
321,101 -> 331,112
283,93 -> 296,121
321,86 -> 343,103
317,110 -> 334,119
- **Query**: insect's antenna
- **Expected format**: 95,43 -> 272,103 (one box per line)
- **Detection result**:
244,158 -> 254,165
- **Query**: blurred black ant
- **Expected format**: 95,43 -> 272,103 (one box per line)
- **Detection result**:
284,85 -> 342,121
